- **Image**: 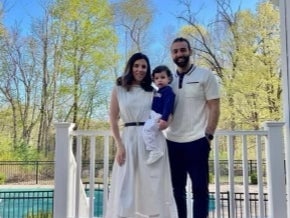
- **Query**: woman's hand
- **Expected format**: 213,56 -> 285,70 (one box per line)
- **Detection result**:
115,143 -> 126,166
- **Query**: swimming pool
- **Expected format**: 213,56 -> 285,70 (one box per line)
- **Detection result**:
0,188 -> 103,218
0,188 -> 214,217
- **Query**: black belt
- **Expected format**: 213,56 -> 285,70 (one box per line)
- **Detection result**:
124,122 -> 145,127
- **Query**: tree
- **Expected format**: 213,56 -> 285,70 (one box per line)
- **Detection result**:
220,2 -> 281,130
50,0 -> 118,127
30,2 -> 56,154
177,0 -> 281,130
0,27 -> 42,147
112,0 -> 153,56
0,0 -> 119,156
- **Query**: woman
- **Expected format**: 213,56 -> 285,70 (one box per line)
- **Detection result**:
105,53 -> 177,218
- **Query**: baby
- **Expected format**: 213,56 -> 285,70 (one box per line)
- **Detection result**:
142,65 -> 175,164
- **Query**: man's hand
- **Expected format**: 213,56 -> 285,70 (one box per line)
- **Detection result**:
158,119 -> 169,130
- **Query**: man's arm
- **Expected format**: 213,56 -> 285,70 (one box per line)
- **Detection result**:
206,98 -> 220,134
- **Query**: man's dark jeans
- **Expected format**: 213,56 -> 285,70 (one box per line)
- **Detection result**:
167,137 -> 210,218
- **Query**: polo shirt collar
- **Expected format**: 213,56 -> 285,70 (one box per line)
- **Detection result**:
175,64 -> 196,78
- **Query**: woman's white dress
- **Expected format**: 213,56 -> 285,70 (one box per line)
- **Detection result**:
105,86 -> 177,218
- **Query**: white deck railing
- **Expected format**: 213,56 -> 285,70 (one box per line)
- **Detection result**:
53,121 -> 287,218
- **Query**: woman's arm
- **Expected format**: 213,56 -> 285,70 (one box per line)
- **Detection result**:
109,88 -> 126,166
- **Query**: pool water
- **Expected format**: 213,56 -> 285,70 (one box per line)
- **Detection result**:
0,188 -> 103,218
85,189 -> 104,216
0,189 -> 214,217
0,188 -> 53,218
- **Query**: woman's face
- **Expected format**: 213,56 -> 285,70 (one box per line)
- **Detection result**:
132,59 -> 148,84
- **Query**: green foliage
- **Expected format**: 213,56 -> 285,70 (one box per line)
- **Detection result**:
209,172 -> 214,184
24,211 -> 53,218
0,131 -> 17,160
0,172 -> 6,184
14,142 -> 40,161
50,0 -> 119,124
218,2 -> 281,130
250,173 -> 258,184
0,136 -> 41,161
179,2 -> 281,131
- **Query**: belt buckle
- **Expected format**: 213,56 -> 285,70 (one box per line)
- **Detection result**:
136,122 -> 140,126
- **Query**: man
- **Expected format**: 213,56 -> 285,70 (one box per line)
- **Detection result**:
164,37 -> 220,218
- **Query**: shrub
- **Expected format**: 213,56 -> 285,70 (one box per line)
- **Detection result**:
24,211 -> 53,218
250,173 -> 258,184
209,172 -> 214,183
0,172 -> 6,184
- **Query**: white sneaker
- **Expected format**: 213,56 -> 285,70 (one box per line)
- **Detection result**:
146,150 -> 164,164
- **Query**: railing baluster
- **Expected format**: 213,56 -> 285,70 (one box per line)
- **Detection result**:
242,135 -> 250,218
89,136 -> 96,218
227,135 -> 235,218
256,135 -> 265,218
214,135 -> 221,218
103,133 -> 110,216
75,135 -> 82,218
186,175 -> 192,217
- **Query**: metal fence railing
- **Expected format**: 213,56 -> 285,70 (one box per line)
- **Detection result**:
0,189 -> 54,218
0,189 -> 268,218
0,160 -> 269,217
0,160 -> 266,185
210,191 -> 269,218
0,161 -> 54,185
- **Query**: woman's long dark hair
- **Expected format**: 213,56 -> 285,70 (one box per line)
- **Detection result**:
116,53 -> 153,92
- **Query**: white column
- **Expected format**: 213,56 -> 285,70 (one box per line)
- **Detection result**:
278,0 -> 290,216
263,121 -> 286,218
53,122 -> 75,218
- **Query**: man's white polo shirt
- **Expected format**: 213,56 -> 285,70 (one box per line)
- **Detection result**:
164,65 -> 220,143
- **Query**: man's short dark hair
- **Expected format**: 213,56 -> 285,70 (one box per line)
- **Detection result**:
172,37 -> 191,50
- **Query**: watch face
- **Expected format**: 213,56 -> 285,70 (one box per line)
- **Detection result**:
206,133 -> 214,140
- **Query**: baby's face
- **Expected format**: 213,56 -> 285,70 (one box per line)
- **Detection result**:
153,71 -> 170,89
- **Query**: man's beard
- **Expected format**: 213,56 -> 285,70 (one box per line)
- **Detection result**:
173,55 -> 190,68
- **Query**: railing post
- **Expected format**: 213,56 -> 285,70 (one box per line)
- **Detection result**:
35,161 -> 39,184
103,134 -> 109,216
53,122 -> 75,218
263,121 -> 286,218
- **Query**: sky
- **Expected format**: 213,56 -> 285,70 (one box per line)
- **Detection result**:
2,0 -> 259,35
1,0 -> 260,64
2,0 -> 44,28
1,0 -> 259,66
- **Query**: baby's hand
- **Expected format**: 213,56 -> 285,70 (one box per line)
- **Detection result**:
158,119 -> 168,130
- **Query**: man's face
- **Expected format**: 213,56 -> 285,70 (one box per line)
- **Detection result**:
171,41 -> 192,68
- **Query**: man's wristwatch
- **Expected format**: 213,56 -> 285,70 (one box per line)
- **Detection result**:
205,133 -> 214,141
